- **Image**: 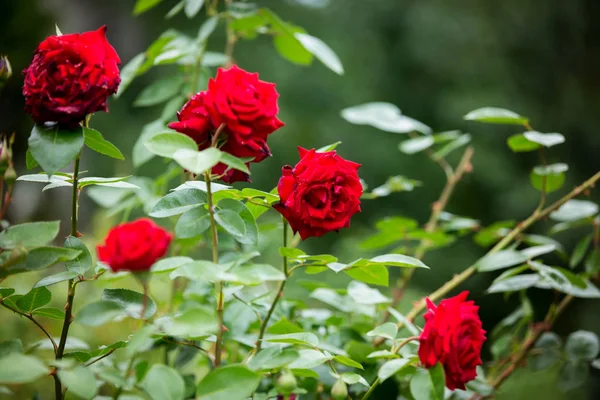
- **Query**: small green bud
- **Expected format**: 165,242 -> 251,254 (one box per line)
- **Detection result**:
0,56 -> 11,86
275,370 -> 297,396
331,378 -> 348,400
4,165 -> 16,186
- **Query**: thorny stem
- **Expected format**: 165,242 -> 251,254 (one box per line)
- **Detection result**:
55,146 -> 83,400
379,146 -> 474,330
0,300 -> 57,353
255,219 -> 289,352
205,171 -> 224,366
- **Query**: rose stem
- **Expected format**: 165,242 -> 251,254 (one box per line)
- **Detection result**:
255,218 -> 289,352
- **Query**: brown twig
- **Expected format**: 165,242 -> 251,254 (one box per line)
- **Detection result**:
0,300 -> 57,353
84,349 -> 116,367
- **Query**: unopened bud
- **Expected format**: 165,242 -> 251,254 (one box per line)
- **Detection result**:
4,165 -> 16,185
331,379 -> 348,400
0,56 -> 11,86
275,370 -> 297,396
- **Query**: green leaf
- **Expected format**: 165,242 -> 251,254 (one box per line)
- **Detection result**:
463,107 -> 528,125
218,198 -> 258,245
316,141 -> 342,152
288,349 -> 333,369
102,288 -> 157,319
476,249 -> 528,272
26,149 -> 39,169
198,15 -> 219,42
28,125 -> 84,177
523,131 -> 565,147
151,256 -> 193,273
369,254 -> 429,268
334,355 -> 363,370
58,365 -> 97,399
570,235 -> 592,268
347,281 -> 390,305
184,0 -> 204,18
344,264 -> 389,286
133,121 -> 167,167
507,134 -> 540,152
83,127 -> 124,160
227,263 -> 286,285
550,200 -> 598,221
9,247 -> 81,276
134,0 -> 164,15
16,287 -> 51,313
141,365 -> 185,400
135,75 -> 184,107
0,221 -> 60,249
264,332 -> 319,347
219,153 -> 250,174
159,306 -> 217,338
0,340 -> 23,357
150,189 -> 207,218
175,207 -> 211,239
340,372 -> 369,387
34,271 -> 78,288
248,347 -> 299,371
487,274 -> 540,293
76,300 -> 124,326
432,133 -> 471,161
378,359 -> 413,382
0,288 -> 14,298
259,9 -> 313,65
215,209 -> 246,238
558,359 -> 589,392
399,136 -> 435,154
366,323 -> 398,341
32,307 -> 65,320
64,236 -> 93,274
173,148 -> 222,175
145,132 -> 198,159
0,353 -> 49,384
341,102 -> 431,134
566,330 -> 600,361
117,53 -> 145,97
530,163 -> 567,193
521,244 -> 557,259
294,32 -> 343,75
530,332 -> 563,371
410,365 -> 445,400
196,365 -> 261,400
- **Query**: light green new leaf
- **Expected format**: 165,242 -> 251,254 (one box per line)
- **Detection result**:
196,365 -> 260,400
344,264 -> 389,286
366,323 -> 398,341
530,163 -> 568,193
173,148 -> 222,175
463,107 -> 528,125
264,332 -> 319,347
58,366 -> 97,399
334,355 -> 363,370
142,365 -> 185,400
134,0 -> 164,15
507,133 -> 540,152
295,33 -> 344,75
145,132 -> 198,159
83,127 -> 125,160
28,125 -> 84,177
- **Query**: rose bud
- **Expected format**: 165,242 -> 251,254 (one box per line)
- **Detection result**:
23,26 -> 121,128
168,65 -> 283,183
3,165 -> 16,186
418,291 -> 486,390
273,147 -> 362,240
331,378 -> 348,400
97,218 -> 172,273
0,56 -> 12,88
275,370 -> 297,396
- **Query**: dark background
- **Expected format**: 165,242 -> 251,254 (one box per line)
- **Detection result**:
1,0 -> 599,398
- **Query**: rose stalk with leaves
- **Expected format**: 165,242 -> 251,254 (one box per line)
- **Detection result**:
0,2 -> 599,400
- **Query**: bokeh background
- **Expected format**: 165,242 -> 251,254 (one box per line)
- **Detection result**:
1,0 -> 599,399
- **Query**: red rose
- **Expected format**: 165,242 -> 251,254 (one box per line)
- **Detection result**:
168,65 -> 283,183
273,147 -> 362,240
23,26 -> 121,128
418,291 -> 486,390
97,218 -> 172,273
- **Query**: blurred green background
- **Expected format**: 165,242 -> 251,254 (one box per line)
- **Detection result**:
1,0 -> 599,398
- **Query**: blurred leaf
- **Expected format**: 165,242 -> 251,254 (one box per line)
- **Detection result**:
340,372 -> 369,387
25,149 -> 39,169
28,125 -> 84,177
477,250 -> 528,272
334,355 -> 363,370
248,347 -> 299,371
198,16 -> 219,42
507,133 -> 540,152
558,359 -> 588,392
521,244 -> 557,259
570,235 -> 592,268
463,107 -> 528,125
158,306 -> 217,338
523,131 -> 565,147
399,136 -> 434,154
264,332 -> 319,347
175,207 -> 211,239
362,175 -> 421,199
294,32 -> 343,75
34,271 -> 78,288
347,281 -> 390,304
76,300 -> 124,326
142,365 -> 185,400
341,102 -> 431,134
184,0 -> 204,18
530,332 -> 562,371
487,274 -> 540,293
102,289 -> 157,319
432,133 -> 471,161
550,200 -> 598,221
0,221 -> 59,249
135,75 -> 184,107
117,53 -> 146,96
474,220 -> 515,247
150,189 -> 207,218
566,330 -> 600,361
0,353 -> 49,384
58,365 -> 97,399
151,256 -> 193,274
133,120 -> 168,167
173,148 -> 222,175
537,277 -> 600,298
260,9 -> 313,65
379,359 -> 413,382
0,340 -> 22,357
145,132 -> 198,159
530,163 -> 567,193
366,323 -> 398,341
165,1 -> 185,18
134,0 -> 163,15
288,349 -> 333,369
410,365 -> 445,400
196,365 -> 260,400
83,127 -> 124,160
16,287 -> 51,313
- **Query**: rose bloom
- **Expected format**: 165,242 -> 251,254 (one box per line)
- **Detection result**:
23,26 -> 120,128
418,291 -> 486,390
273,147 -> 362,240
97,219 -> 172,273
168,65 -> 283,183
